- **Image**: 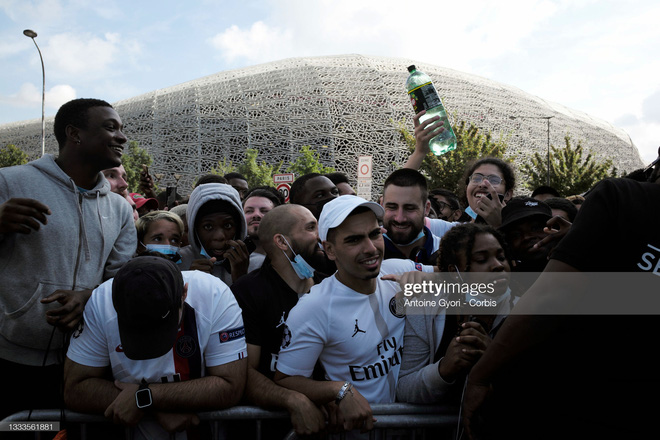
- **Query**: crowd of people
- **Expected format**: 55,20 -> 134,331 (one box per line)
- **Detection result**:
0,98 -> 658,439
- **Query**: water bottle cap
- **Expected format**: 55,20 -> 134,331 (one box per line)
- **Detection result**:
407,65 -> 416,72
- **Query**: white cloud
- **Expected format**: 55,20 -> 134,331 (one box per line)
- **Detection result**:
0,0 -> 64,23
210,21 -> 294,64
1,82 -> 76,110
42,32 -> 122,77
209,0 -> 560,73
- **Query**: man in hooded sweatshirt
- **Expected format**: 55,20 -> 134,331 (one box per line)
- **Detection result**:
179,183 -> 263,286
0,98 -> 137,419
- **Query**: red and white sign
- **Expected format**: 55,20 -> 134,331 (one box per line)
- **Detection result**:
276,183 -> 291,203
358,156 -> 372,178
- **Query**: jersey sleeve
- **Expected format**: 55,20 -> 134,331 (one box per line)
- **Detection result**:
204,279 -> 248,367
66,283 -> 111,368
275,294 -> 325,378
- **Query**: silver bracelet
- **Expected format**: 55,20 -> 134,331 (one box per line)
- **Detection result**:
335,381 -> 353,405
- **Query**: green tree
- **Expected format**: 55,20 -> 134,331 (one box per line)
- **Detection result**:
209,148 -> 283,188
238,148 -> 283,187
519,135 -> 618,196
0,144 -> 29,168
398,120 -> 508,192
287,145 -> 335,177
121,141 -> 155,193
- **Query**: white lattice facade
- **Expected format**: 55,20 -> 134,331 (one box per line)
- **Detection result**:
0,54 -> 643,198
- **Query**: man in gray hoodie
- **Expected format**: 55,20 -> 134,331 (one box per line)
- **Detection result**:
0,98 -> 137,419
179,183 -> 264,286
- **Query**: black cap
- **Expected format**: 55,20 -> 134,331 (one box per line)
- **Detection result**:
112,256 -> 184,360
499,197 -> 552,230
408,65 -> 416,72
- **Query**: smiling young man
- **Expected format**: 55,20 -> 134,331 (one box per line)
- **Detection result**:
0,98 -> 137,419
274,195 -> 434,436
381,169 -> 446,265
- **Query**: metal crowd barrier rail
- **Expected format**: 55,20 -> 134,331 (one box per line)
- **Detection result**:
2,404 -> 459,439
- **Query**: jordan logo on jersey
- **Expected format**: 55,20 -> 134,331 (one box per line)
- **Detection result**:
276,311 -> 286,328
352,319 -> 366,337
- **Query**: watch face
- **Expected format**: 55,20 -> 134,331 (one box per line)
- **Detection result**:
135,388 -> 153,409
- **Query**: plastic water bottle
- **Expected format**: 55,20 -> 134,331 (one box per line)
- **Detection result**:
406,65 -> 457,155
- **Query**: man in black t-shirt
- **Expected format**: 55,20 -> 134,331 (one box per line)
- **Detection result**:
230,204 -> 328,436
463,156 -> 660,439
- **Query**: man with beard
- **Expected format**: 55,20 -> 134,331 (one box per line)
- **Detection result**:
381,169 -> 447,266
274,196 -> 435,436
230,204 -> 328,436
242,186 -> 284,260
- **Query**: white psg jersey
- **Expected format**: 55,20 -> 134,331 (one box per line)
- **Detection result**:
276,259 -> 433,403
67,270 -> 247,439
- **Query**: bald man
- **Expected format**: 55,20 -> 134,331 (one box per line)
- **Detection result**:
230,205 -> 328,436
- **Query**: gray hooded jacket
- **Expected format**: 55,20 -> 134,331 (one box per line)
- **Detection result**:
179,183 -> 264,286
0,155 -> 137,365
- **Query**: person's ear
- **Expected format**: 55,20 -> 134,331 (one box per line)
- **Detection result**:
273,234 -> 289,251
65,124 -> 81,145
424,199 -> 431,217
503,189 -> 513,203
182,283 -> 189,303
323,240 -> 336,261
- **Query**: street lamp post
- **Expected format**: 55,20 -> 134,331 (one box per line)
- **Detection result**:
23,29 -> 46,157
509,115 -> 554,186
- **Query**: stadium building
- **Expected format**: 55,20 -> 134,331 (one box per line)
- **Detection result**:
0,54 -> 643,198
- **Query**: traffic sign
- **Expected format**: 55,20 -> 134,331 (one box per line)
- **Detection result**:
273,173 -> 295,184
277,183 -> 291,203
358,156 -> 372,178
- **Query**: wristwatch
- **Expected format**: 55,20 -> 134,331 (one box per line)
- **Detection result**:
135,379 -> 153,409
335,381 -> 353,405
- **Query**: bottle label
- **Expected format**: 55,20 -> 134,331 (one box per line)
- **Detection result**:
408,82 -> 442,113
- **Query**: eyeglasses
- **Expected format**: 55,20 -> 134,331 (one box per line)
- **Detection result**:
469,173 -> 504,186
435,201 -> 457,212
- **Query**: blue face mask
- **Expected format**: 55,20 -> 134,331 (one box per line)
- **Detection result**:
465,206 -> 478,220
200,245 -> 225,265
144,243 -> 182,264
281,236 -> 315,280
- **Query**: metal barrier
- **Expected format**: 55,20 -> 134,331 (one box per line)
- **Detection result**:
2,404 -> 459,439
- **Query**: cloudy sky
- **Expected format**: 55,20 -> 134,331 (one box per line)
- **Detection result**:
1,0 -> 658,162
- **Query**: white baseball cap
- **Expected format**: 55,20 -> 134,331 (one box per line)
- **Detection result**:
318,195 -> 384,242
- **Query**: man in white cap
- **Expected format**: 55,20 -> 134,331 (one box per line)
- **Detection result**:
274,195 -> 435,435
